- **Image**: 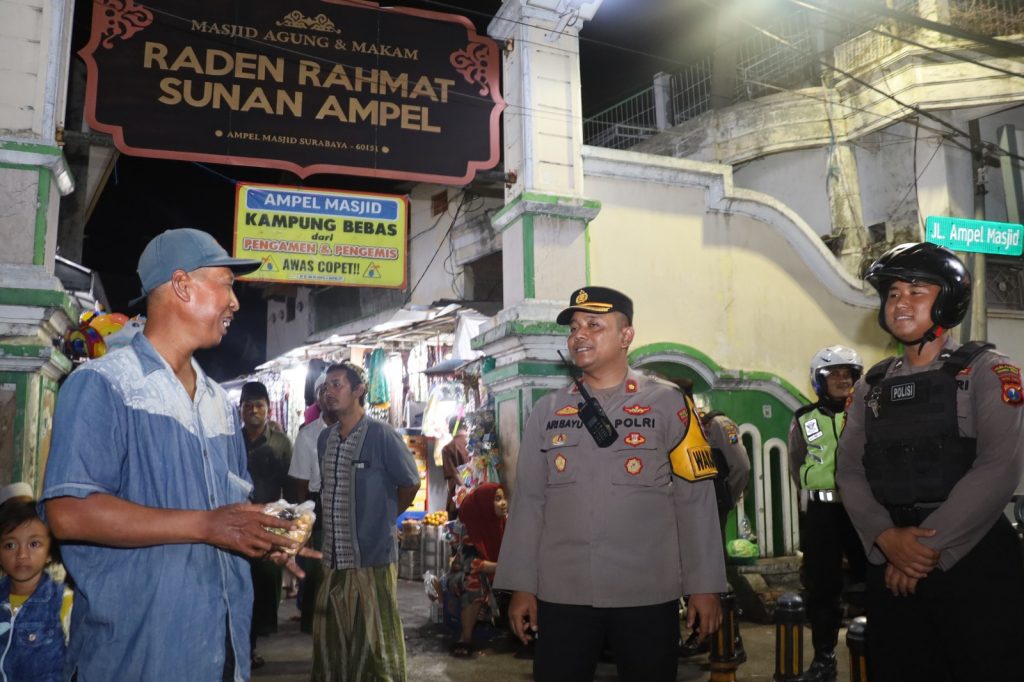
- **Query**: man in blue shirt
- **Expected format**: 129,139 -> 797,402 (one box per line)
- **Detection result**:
41,228 -> 309,681
313,361 -> 421,682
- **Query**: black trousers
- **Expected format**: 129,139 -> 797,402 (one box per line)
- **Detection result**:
801,500 -> 867,655
250,558 -> 283,641
534,600 -> 679,682
865,515 -> 1024,682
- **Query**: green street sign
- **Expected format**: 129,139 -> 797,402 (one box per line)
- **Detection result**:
925,215 -> 1023,256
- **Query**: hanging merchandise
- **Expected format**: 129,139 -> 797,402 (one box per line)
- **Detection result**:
103,316 -> 145,351
367,348 -> 391,409
452,408 -> 501,508
65,310 -> 134,363
421,381 -> 466,440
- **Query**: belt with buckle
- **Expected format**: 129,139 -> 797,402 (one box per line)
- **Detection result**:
808,489 -> 840,503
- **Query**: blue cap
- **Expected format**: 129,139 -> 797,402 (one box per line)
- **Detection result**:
131,228 -> 260,306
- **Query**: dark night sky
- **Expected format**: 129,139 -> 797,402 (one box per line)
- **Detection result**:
75,0 -> 713,380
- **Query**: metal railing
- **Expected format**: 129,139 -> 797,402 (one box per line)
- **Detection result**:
949,0 -> 1024,37
581,0 -> 1024,151
669,57 -> 714,125
582,86 -> 659,150
734,7 -> 819,101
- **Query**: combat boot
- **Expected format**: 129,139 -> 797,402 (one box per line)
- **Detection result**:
803,651 -> 837,682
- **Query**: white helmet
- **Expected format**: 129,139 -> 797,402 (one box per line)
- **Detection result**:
810,345 -> 863,397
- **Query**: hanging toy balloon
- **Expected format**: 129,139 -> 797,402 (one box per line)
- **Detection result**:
89,313 -> 127,337
83,326 -> 107,358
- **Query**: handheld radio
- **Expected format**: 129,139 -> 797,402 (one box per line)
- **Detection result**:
557,351 -> 619,448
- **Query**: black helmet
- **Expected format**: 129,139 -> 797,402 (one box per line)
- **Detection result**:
864,242 -> 971,337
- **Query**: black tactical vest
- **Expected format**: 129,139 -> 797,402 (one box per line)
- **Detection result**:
862,341 -> 992,525
702,411 -> 734,510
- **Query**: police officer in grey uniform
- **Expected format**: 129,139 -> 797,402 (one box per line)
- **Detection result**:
494,286 -> 727,682
679,389 -> 751,659
836,243 -> 1024,682
701,404 -> 751,531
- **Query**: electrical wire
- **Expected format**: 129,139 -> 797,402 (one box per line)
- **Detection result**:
788,0 -> 1024,82
119,0 -> 1024,179
695,0 -> 1006,159
888,123 -> 944,233
125,1 -> 992,162
406,192 -> 467,302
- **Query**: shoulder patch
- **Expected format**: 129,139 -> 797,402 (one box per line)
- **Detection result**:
993,363 -> 1023,406
722,421 -> 740,445
992,363 -> 1021,378
677,407 -> 690,430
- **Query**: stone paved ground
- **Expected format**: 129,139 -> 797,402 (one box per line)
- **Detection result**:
254,579 -> 851,681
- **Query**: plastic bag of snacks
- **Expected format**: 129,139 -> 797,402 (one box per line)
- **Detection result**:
261,499 -> 316,554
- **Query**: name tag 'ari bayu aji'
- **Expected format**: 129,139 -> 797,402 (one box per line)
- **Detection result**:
669,395 -> 718,481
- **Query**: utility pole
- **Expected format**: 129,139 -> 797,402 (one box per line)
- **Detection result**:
964,120 -> 988,342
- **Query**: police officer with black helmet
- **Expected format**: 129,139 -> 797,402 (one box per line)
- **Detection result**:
836,242 -> 1024,681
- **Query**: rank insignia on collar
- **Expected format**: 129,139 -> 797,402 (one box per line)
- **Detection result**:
623,404 -> 651,415
624,456 -> 643,476
554,453 -> 567,472
555,405 -> 579,416
552,433 -> 567,446
625,379 -> 638,393
623,432 -> 647,447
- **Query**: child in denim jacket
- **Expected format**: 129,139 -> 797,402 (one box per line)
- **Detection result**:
0,498 -> 72,682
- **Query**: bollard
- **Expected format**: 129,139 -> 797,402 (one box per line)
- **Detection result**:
773,592 -> 805,682
846,616 -> 868,682
709,592 -> 742,682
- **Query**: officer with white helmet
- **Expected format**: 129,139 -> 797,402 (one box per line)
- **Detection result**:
788,345 -> 868,682
837,242 -> 1024,681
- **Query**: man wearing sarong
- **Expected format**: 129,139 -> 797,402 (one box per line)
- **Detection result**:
313,361 -> 421,682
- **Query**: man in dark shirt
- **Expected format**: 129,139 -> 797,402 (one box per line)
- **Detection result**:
240,380 -> 293,666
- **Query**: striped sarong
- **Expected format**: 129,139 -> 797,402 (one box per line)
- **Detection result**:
312,563 -> 407,682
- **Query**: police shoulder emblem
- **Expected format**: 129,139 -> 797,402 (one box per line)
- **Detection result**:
723,422 -> 739,444
624,457 -> 643,476
992,363 -> 1023,406
623,432 -> 647,447
554,454 -> 567,472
